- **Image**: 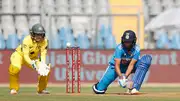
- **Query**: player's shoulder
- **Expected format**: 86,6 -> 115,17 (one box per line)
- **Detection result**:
116,44 -> 123,50
133,44 -> 140,52
115,44 -> 125,52
23,35 -> 32,44
39,37 -> 48,45
23,35 -> 31,40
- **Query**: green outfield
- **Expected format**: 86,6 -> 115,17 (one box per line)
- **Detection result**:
1,87 -> 180,101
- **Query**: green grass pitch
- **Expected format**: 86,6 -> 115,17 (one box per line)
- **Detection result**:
1,87 -> 180,101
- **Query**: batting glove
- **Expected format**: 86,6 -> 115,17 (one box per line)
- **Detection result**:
118,75 -> 128,88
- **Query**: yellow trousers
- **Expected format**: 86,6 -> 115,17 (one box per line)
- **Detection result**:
9,52 -> 50,92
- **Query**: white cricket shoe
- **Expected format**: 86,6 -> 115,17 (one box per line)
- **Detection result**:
38,90 -> 50,94
130,88 -> 139,94
10,89 -> 18,95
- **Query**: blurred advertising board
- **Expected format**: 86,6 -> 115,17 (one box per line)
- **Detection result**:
0,50 -> 179,83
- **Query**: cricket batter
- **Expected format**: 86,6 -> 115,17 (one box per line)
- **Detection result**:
92,30 -> 152,94
9,23 -> 50,94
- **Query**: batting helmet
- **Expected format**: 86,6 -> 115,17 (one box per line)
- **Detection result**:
121,30 -> 137,50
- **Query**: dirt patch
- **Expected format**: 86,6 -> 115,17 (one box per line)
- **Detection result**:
16,91 -> 180,98
52,92 -> 180,98
141,92 -> 180,98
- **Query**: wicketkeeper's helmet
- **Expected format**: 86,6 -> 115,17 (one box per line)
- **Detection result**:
30,23 -> 45,38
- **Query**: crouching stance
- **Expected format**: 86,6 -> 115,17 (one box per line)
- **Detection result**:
92,30 -> 152,94
9,24 -> 50,94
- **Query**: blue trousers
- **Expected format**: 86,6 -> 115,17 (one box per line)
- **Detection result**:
96,65 -> 118,91
96,63 -> 137,91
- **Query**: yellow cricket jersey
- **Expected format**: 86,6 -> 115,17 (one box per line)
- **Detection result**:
16,35 -> 48,65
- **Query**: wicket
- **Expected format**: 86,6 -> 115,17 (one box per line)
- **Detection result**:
66,47 -> 81,93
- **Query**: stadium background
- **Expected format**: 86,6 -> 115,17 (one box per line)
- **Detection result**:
0,0 -> 179,86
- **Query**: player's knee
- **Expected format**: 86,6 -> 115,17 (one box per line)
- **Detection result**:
141,54 -> 152,65
138,54 -> 152,70
92,83 -> 106,94
9,64 -> 20,75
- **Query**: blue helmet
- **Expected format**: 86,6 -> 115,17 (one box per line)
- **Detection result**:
121,30 -> 137,50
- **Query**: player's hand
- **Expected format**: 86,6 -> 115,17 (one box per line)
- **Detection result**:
37,61 -> 50,76
118,75 -> 128,88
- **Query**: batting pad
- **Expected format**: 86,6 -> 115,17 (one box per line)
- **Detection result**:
132,54 -> 152,90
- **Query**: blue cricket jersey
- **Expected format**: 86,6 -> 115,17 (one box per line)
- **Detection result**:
109,44 -> 140,73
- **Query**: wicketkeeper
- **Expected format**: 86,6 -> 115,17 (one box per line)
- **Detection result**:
92,30 -> 152,94
9,23 -> 51,94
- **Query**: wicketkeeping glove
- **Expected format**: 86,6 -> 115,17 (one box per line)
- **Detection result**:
36,61 -> 50,76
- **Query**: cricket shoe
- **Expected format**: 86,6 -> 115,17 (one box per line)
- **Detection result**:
38,90 -> 50,94
10,89 -> 18,95
125,89 -> 132,95
130,88 -> 139,95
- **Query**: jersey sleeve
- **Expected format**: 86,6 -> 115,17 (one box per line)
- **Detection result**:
40,39 -> 48,63
22,39 -> 32,65
114,46 -> 123,59
133,49 -> 140,60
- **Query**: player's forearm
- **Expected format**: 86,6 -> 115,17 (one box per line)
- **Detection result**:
24,55 -> 32,65
40,50 -> 47,62
40,54 -> 46,62
22,46 -> 32,65
126,59 -> 137,77
125,64 -> 134,77
115,63 -> 122,77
